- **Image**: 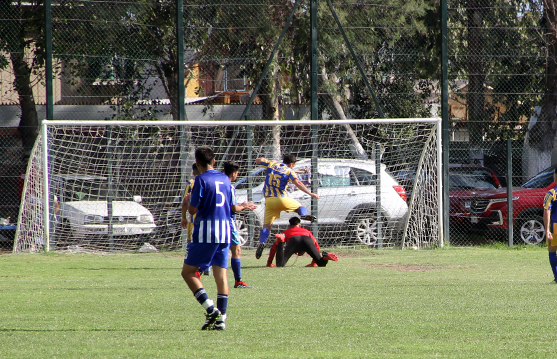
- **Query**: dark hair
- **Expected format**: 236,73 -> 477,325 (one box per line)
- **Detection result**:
195,147 -> 215,167
223,161 -> 240,176
283,154 -> 296,165
289,216 -> 301,226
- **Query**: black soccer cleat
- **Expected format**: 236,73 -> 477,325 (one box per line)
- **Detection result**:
300,215 -> 317,223
255,242 -> 265,259
212,321 -> 226,330
201,307 -> 221,330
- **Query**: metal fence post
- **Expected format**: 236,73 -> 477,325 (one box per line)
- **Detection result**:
507,139 -> 513,247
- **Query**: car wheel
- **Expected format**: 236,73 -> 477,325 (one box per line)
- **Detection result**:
350,211 -> 384,246
235,213 -> 260,247
516,215 -> 545,245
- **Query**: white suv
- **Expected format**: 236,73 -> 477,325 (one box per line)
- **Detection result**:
54,175 -> 156,240
234,158 -> 408,246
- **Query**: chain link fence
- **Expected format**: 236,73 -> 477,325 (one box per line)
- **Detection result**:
1,0 -> 555,249
447,0 -> 549,246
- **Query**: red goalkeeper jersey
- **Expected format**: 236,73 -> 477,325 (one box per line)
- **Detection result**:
283,226 -> 320,252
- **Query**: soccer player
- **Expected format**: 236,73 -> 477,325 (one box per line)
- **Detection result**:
181,163 -> 210,277
274,216 -> 338,267
255,154 -> 319,259
543,168 -> 557,283
222,160 -> 257,288
181,147 -> 233,331
181,163 -> 200,241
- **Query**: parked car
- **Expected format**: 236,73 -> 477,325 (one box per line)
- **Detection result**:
156,195 -> 183,245
54,175 -> 156,241
448,164 -> 503,231
234,158 -> 408,246
469,165 -> 556,245
394,164 -> 502,232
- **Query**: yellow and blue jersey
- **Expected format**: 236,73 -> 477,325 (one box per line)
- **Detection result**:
184,178 -> 195,240
544,187 -> 557,227
259,158 -> 298,198
184,178 -> 195,198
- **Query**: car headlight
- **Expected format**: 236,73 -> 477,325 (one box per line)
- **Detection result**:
84,215 -> 106,224
489,196 -> 519,203
138,214 -> 154,224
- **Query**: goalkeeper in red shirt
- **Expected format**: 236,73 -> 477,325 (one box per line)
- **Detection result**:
271,216 -> 338,267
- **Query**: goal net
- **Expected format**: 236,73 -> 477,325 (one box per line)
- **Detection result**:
14,119 -> 441,253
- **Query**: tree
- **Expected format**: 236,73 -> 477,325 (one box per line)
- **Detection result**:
526,0 -> 557,177
0,1 -> 44,154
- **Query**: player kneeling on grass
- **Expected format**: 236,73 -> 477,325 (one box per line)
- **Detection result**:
543,168 -> 557,283
181,147 -> 233,331
223,160 -> 257,288
274,216 -> 338,267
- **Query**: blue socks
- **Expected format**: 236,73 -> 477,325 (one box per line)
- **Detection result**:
296,206 -> 308,216
260,228 -> 270,243
231,258 -> 241,282
549,252 -> 557,281
217,294 -> 228,316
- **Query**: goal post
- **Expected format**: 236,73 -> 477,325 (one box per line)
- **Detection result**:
14,118 -> 442,253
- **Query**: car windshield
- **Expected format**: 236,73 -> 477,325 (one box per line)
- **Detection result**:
449,168 -> 498,190
62,179 -> 132,201
234,168 -> 266,189
522,166 -> 557,189
293,164 -> 385,188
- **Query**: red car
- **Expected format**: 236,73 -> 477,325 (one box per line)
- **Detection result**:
449,164 -> 503,230
469,165 -> 556,245
395,164 -> 502,231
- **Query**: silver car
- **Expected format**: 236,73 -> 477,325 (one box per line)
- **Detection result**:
234,158 -> 408,246
54,175 -> 156,240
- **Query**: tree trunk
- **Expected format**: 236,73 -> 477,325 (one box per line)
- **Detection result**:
155,56 -> 180,121
260,58 -> 281,160
320,68 -> 368,160
466,0 -> 486,149
525,0 -> 557,178
11,40 -> 39,155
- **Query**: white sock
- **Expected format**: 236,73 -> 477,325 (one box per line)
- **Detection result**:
202,299 -> 214,311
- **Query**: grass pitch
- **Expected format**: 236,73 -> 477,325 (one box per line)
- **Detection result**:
1,245 -> 556,358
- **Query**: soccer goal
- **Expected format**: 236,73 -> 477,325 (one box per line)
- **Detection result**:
14,119 -> 441,253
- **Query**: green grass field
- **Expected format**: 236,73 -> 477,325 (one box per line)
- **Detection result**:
1,245 -> 556,358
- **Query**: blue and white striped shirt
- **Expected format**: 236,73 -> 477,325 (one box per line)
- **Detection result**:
190,170 -> 233,244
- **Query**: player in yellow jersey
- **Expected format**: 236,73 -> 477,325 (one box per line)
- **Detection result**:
543,168 -> 557,283
181,163 -> 200,242
255,154 -> 319,259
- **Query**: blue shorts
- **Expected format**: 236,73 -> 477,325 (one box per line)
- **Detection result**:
185,242 -> 230,269
231,230 -> 241,246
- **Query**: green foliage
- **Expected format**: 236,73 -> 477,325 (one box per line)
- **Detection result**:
449,0 -> 545,142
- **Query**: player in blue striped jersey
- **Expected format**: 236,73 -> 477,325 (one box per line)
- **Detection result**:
255,154 -> 319,260
181,147 -> 233,330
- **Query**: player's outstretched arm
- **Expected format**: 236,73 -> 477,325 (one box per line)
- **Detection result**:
292,178 -> 320,199
231,201 -> 257,212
